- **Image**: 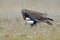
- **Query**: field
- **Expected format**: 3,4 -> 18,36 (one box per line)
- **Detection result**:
0,16 -> 60,40
0,0 -> 60,40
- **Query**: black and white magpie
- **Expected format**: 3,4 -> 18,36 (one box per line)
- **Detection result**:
21,9 -> 54,26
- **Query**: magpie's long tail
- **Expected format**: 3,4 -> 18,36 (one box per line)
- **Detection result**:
45,17 -> 54,21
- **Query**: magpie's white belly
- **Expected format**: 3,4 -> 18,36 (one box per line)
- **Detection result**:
26,20 -> 34,24
25,17 -> 34,24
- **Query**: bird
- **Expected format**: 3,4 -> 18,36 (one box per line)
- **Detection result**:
21,9 -> 54,26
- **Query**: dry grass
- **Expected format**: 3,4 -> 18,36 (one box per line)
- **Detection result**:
0,17 -> 60,40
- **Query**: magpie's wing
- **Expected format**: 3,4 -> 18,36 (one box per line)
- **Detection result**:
26,10 -> 45,20
21,9 -> 47,20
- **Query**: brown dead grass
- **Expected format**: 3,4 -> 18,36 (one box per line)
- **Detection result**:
0,17 -> 60,40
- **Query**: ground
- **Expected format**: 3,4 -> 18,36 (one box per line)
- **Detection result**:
0,17 -> 60,40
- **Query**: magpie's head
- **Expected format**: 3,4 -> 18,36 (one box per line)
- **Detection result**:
21,9 -> 30,20
21,9 -> 29,13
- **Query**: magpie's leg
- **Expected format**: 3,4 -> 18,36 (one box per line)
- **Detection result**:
30,24 -> 37,27
30,24 -> 34,27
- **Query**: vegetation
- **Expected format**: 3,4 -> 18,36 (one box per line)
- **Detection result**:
0,17 -> 60,40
